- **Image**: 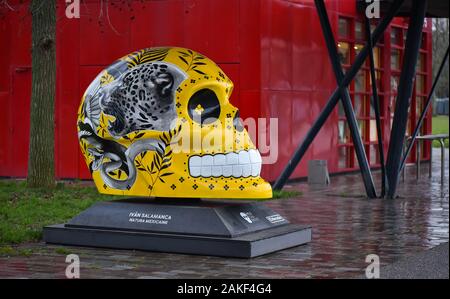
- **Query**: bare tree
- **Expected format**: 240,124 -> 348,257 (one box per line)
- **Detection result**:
27,0 -> 56,188
432,18 -> 449,99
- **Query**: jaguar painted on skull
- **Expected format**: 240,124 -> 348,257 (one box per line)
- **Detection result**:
101,62 -> 186,136
77,47 -> 272,199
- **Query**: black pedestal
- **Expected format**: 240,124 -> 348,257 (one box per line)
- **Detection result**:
43,199 -> 312,258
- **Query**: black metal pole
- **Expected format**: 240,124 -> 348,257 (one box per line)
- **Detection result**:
386,0 -> 428,199
399,46 -> 449,173
364,13 -> 386,197
314,0 -> 376,198
272,0 -> 404,191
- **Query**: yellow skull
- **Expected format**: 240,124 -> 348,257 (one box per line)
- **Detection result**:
77,47 -> 272,199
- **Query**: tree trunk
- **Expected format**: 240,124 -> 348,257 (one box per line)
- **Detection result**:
432,18 -> 449,99
27,0 -> 56,188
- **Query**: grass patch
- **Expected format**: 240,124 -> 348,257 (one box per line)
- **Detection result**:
55,247 -> 72,255
0,180 -> 303,244
0,180 -> 120,245
0,245 -> 34,257
432,116 -> 449,148
272,189 -> 302,199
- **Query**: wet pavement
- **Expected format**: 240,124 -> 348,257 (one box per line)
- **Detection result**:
376,242 -> 448,279
0,148 -> 448,278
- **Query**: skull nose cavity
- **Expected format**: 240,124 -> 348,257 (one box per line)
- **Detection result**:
188,149 -> 262,178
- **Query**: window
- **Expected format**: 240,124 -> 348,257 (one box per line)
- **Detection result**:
415,75 -> 425,94
416,96 -> 425,116
390,75 -> 400,91
417,53 -> 426,72
371,95 -> 384,118
355,21 -> 363,40
370,145 -> 379,165
354,94 -> 366,117
390,75 -> 400,127
358,120 -> 366,140
368,70 -> 382,91
338,42 -> 350,65
370,23 -> 383,43
369,120 -> 378,142
355,71 -> 366,92
338,121 -> 349,144
354,43 -> 364,56
354,152 -> 360,168
338,147 -> 350,169
339,18 -> 350,37
369,95 -> 375,117
337,101 -> 345,117
406,118 -> 412,136
373,47 -> 381,68
391,49 -> 401,70
391,27 -> 401,45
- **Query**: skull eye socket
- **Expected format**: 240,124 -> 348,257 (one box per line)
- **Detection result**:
188,88 -> 221,125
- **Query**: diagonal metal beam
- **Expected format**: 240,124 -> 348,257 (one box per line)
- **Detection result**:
399,46 -> 449,173
386,0 -> 428,198
314,0 -> 376,198
272,0 -> 404,192
364,11 -> 387,197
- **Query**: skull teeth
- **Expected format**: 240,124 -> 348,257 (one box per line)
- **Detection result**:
188,149 -> 262,178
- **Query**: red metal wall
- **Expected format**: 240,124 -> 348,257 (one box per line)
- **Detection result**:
0,0 -> 433,182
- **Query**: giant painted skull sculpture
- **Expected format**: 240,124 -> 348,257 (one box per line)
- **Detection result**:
77,47 -> 272,199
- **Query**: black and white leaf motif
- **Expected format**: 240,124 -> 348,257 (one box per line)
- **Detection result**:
84,84 -> 102,128
126,48 -> 170,68
160,172 -> 174,177
193,69 -> 206,75
179,56 -> 189,66
159,164 -> 170,172
177,50 -> 207,74
137,126 -> 182,194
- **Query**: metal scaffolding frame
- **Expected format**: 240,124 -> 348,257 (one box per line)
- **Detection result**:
364,9 -> 386,198
385,0 -> 428,198
273,0 -> 447,199
273,0 -> 404,197
314,0 -> 376,198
